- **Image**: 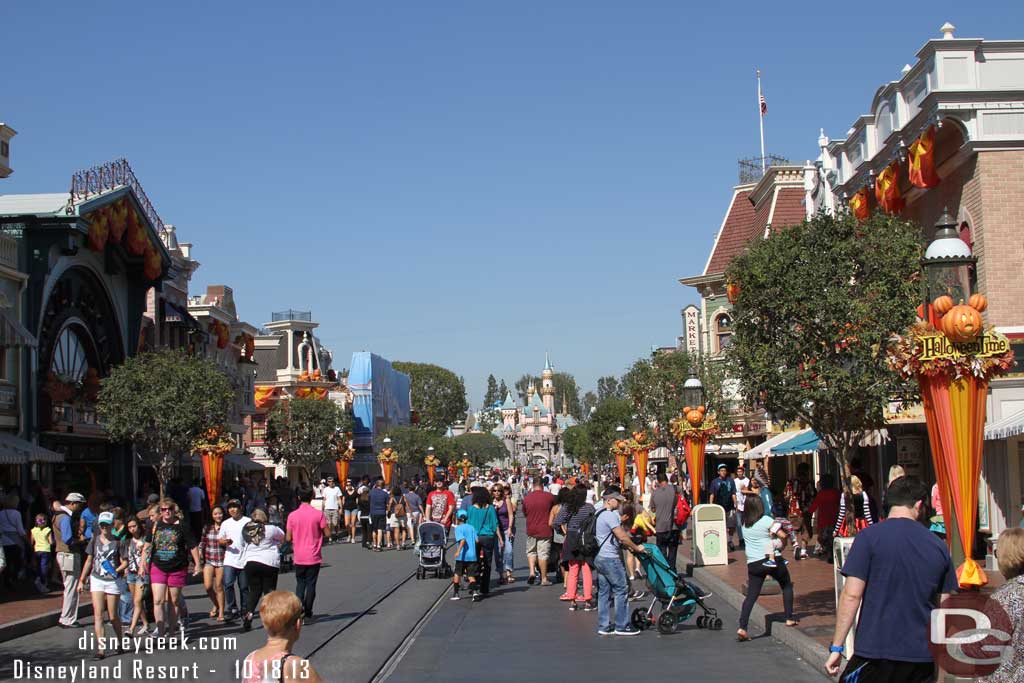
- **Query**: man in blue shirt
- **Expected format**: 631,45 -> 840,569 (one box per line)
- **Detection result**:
593,493 -> 647,636
451,510 -> 479,601
826,476 -> 957,682
368,480 -> 390,551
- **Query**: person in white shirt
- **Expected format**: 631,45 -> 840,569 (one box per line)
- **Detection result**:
238,509 -> 285,632
321,478 -> 342,543
217,499 -> 251,619
312,480 -> 326,512
733,464 -> 751,549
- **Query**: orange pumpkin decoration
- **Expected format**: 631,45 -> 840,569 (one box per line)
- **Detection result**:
968,293 -> 988,312
941,304 -> 983,342
685,407 -> 704,427
932,295 -> 954,316
726,282 -> 740,304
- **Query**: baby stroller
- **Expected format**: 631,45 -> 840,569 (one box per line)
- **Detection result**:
630,543 -> 721,634
415,521 -> 452,579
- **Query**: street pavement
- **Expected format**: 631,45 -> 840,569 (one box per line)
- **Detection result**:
382,521 -> 829,683
0,537 -> 450,683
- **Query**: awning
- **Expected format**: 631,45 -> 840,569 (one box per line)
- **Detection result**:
225,453 -> 266,472
0,308 -> 37,348
985,408 -> 1024,441
772,430 -> 821,456
0,433 -> 31,464
706,443 -> 745,459
162,300 -> 200,328
744,429 -> 810,459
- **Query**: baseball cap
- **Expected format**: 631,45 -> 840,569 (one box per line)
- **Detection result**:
718,464 -> 728,470
97,511 -> 114,526
603,492 -> 626,503
456,510 -> 469,520
146,494 -> 160,505
227,498 -> 242,508
65,492 -> 87,503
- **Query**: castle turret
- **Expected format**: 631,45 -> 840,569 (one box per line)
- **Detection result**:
541,353 -> 555,415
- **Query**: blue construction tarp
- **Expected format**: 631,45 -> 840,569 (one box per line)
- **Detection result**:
349,352 -> 411,450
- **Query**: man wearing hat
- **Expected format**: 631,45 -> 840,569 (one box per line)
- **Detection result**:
709,464 -> 738,551
55,492 -> 87,627
593,492 -> 646,636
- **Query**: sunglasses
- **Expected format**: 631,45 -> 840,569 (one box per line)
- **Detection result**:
160,506 -> 173,512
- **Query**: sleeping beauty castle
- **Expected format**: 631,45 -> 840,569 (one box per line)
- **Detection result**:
496,355 -> 577,465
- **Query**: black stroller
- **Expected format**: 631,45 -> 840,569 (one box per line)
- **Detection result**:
415,521 -> 452,579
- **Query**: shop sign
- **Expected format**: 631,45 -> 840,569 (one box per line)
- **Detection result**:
683,305 -> 701,354
918,332 -> 1010,362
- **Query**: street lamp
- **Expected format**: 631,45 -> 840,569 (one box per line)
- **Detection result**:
383,436 -> 392,447
615,425 -> 626,436
682,367 -> 705,408
922,208 -> 975,308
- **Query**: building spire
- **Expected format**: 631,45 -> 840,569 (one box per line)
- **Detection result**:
544,352 -> 553,372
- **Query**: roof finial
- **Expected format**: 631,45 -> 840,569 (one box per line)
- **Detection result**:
544,352 -> 552,372
940,22 -> 956,39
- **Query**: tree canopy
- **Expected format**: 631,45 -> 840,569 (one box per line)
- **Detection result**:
265,398 -> 352,484
482,374 -> 501,408
392,361 -> 468,433
453,432 -> 508,467
726,210 -> 922,470
597,375 -> 625,402
98,349 -> 235,494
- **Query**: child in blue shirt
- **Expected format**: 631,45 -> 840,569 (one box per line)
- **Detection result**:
452,510 -> 479,602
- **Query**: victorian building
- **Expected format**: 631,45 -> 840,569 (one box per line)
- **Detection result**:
497,355 -> 577,465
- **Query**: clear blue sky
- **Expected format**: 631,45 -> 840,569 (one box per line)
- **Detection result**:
3,3 -> 1018,407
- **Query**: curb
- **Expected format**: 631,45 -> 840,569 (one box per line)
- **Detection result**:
0,604 -> 92,643
686,561 -> 832,678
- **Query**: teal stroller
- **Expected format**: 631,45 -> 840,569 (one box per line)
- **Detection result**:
630,543 -> 722,634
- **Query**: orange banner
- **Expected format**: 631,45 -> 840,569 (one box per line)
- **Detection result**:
255,386 -> 278,409
634,449 -> 649,495
683,433 -> 710,506
875,161 -> 905,214
336,459 -> 350,486
615,453 -> 627,488
850,187 -> 870,220
201,451 -> 225,509
909,125 -> 941,188
381,460 -> 395,487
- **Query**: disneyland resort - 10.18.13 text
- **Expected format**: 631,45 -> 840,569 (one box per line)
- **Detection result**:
10,658 -> 204,681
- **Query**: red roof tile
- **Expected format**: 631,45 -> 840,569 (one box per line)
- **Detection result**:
769,187 -> 807,233
705,187 -> 757,275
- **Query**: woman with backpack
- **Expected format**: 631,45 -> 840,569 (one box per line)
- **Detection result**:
553,486 -> 596,610
387,487 -> 408,550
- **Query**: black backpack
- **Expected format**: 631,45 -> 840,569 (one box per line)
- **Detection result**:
578,509 -> 613,559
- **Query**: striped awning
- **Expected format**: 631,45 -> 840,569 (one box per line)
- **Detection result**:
0,433 -> 63,464
225,453 -> 266,472
985,408 -> 1024,441
0,308 -> 36,348
744,429 -> 811,459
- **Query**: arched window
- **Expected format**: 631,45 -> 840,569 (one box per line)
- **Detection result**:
51,325 -> 90,383
715,313 -> 733,353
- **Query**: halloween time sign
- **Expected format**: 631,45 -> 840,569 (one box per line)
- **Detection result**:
918,332 -> 1011,362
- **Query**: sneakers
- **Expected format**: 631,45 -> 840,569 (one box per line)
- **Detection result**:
597,626 -> 615,635
583,600 -> 597,612
450,593 -> 461,601
763,558 -> 777,568
471,592 -> 482,602
615,626 -> 641,636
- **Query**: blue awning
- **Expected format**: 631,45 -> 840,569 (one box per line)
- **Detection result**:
772,430 -> 821,456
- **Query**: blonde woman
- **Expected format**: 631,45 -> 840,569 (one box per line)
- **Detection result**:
834,476 -> 875,537
979,528 -> 1024,683
883,465 -> 905,518
149,499 -> 201,636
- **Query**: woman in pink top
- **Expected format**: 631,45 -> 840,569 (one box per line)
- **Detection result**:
240,591 -> 321,683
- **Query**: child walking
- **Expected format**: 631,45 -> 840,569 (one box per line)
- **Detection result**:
451,510 -> 479,602
30,514 -> 53,593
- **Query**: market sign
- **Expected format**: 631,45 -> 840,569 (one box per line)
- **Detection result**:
683,305 -> 701,355
918,332 -> 1010,362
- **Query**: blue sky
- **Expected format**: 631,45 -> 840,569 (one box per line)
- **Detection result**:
3,2 -> 1018,406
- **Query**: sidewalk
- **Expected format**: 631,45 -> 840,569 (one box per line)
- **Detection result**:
680,541 -> 1007,671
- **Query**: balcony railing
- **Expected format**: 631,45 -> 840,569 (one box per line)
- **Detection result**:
271,310 -> 312,322
738,155 -> 791,184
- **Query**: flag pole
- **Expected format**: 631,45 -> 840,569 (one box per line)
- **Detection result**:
757,69 -> 766,173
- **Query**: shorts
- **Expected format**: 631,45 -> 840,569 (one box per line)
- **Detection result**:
125,571 -> 150,585
454,560 -> 478,577
406,512 -> 421,528
389,515 -> 405,528
150,565 -> 188,588
325,509 -> 340,526
89,576 -> 123,595
526,536 -> 551,558
840,655 -> 935,683
343,508 -> 359,518
371,514 -> 387,532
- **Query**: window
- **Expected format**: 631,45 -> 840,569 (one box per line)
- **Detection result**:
252,417 -> 267,443
0,141 -> 8,157
715,314 -> 733,353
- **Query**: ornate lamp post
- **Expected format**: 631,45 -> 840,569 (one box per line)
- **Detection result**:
611,425 -> 629,487
336,430 -> 355,487
888,211 -> 1014,588
671,368 -> 719,507
378,436 -> 397,487
424,446 -> 440,485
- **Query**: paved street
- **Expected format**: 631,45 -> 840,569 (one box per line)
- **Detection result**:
0,538 -> 449,683
380,521 -> 827,683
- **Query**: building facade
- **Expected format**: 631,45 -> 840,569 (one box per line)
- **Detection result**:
498,355 -> 577,465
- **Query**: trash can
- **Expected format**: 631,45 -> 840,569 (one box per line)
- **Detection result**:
691,504 -> 729,566
833,536 -> 857,654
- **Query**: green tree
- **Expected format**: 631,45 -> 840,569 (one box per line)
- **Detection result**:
476,406 -> 501,435
392,361 -> 469,433
623,350 -> 693,445
498,379 -> 509,399
514,374 -> 539,403
587,397 -> 634,465
726,210 -> 921,474
562,424 -> 594,464
454,432 -> 508,468
375,424 -> 433,466
482,374 -> 500,408
581,391 -> 598,417
597,375 -> 625,402
266,398 -> 352,485
98,349 -> 235,496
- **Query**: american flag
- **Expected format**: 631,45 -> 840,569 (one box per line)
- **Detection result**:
760,93 -> 767,116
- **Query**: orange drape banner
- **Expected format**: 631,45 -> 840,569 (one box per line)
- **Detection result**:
615,453 -> 627,488
875,161 -> 905,214
581,462 -> 590,477
255,386 -> 278,408
909,126 -> 941,188
427,466 -> 436,485
919,373 -> 988,587
849,187 -> 870,220
201,452 -> 225,509
634,449 -> 649,495
380,461 -> 395,487
683,434 -> 709,506
336,459 -> 350,486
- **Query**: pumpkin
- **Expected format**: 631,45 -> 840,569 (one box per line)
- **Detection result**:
685,408 -> 704,427
726,282 -> 740,305
969,293 -> 988,312
932,295 -> 954,316
941,304 -> 983,342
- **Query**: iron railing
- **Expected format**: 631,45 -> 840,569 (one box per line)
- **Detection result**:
68,158 -> 164,232
271,310 -> 312,322
738,155 -> 791,184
